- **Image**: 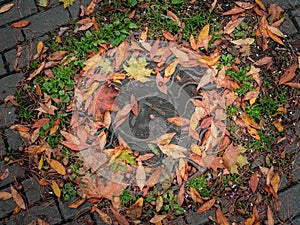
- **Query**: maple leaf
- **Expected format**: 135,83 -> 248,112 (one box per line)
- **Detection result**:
124,57 -> 153,82
222,144 -> 249,174
59,0 -> 74,8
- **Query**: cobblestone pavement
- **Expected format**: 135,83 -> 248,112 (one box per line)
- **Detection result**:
0,0 -> 299,224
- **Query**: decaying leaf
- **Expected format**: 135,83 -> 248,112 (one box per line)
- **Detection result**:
59,0 -> 74,8
216,208 -> 229,225
279,65 -> 297,84
52,180 -> 61,198
10,184 -> 26,209
222,144 -> 249,174
149,214 -> 168,224
0,3 -> 14,13
255,0 -> 266,11
224,17 -> 244,35
0,169 -> 9,181
111,207 -> 130,225
270,173 -> 280,193
156,196 -> 163,212
136,162 -> 146,191
161,30 -> 176,41
189,187 -> 203,203
272,119 -> 284,132
11,20 -> 30,28
124,57 -> 153,82
95,207 -> 112,224
197,197 -> 216,214
249,172 -> 259,193
240,112 -> 260,129
0,192 -> 12,200
177,184 -> 185,206
267,205 -> 274,225
68,198 -> 86,209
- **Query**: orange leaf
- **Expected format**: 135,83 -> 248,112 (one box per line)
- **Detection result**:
39,178 -> 50,186
68,198 -> 86,209
149,215 -> 168,224
49,159 -> 66,175
0,3 -> 14,13
255,0 -> 266,11
167,117 -> 190,126
164,59 -> 179,78
10,124 -> 30,132
249,172 -> 259,193
272,119 -> 284,132
270,173 -> 280,193
222,7 -> 245,16
32,118 -> 50,128
267,205 -> 274,225
189,187 -> 203,203
216,208 -> 229,225
0,192 -> 12,200
35,82 -> 42,96
247,128 -> 260,140
266,28 -> 284,45
161,30 -> 176,41
279,65 -> 297,84
52,180 -> 61,198
11,20 -> 30,28
284,82 -> 300,88
10,184 -> 25,209
197,197 -> 216,214
240,112 -> 260,129
177,184 -> 185,206
190,34 -> 197,50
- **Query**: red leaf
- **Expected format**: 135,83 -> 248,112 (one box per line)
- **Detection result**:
196,197 -> 216,214
94,84 -> 119,115
32,118 -> 50,128
177,185 -> 185,206
11,20 -> 30,28
279,65 -> 298,84
249,172 -> 259,193
216,208 -> 229,225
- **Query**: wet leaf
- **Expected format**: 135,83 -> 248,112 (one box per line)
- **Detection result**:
158,144 -> 188,159
164,59 -> 179,78
68,198 -> 86,209
222,7 -> 245,16
124,57 -> 153,82
255,0 -> 266,11
59,0 -> 74,8
94,84 -> 119,115
161,30 -> 176,41
279,65 -> 297,84
114,104 -> 132,129
196,197 -> 216,214
177,184 -> 185,206
51,180 -> 61,198
269,4 -> 284,22
167,117 -> 190,126
249,172 -> 259,193
156,196 -> 163,212
270,173 -> 280,193
11,20 -> 30,28
222,144 -> 249,174
216,208 -> 229,225
0,3 -> 14,13
149,215 -> 168,223
247,128 -> 260,140
10,185 -> 25,209
240,112 -> 260,129
0,192 -> 12,200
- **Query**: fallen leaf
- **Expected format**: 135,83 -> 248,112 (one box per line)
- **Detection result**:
0,3 -> 14,13
145,168 -> 162,187
167,117 -> 190,126
110,207 -> 130,225
231,38 -> 255,46
0,192 -> 12,200
224,17 -> 244,35
124,57 -> 153,82
59,0 -> 74,8
284,82 -> 300,88
197,197 -> 216,214
267,205 -> 274,225
266,28 -> 284,45
190,34 -> 197,50
177,184 -> 185,206
156,72 -> 168,94
197,24 -> 210,42
0,169 -> 9,181
216,208 -> 229,225
114,104 -> 132,128
156,196 -> 163,212
95,207 -> 112,224
279,65 -> 297,84
167,10 -> 181,27
136,162 -> 146,191
158,144 -> 188,159
10,185 -> 25,209
270,173 -> 280,193
10,124 -> 30,132
39,178 -> 50,186
222,144 -> 249,174
85,0 -> 96,15
51,180 -> 61,198
189,187 -> 203,203
38,0 -> 49,7
149,215 -> 168,224
269,4 -> 284,22
255,0 -> 266,11
164,59 -> 179,78
235,2 -> 254,9
37,218 -> 49,225
11,20 -> 30,28
32,118 -> 50,128
222,7 -> 245,16
267,25 -> 286,38
161,30 -> 176,41
211,0 -> 217,11
4,95 -> 19,106
37,41 -> 44,56
249,172 -> 259,193
27,61 -> 46,81
255,56 -> 273,66
247,128 -> 260,140
240,112 -> 260,129
272,119 -> 284,132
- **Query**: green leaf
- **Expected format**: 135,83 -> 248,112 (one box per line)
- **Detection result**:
38,0 -> 49,7
129,23 -> 138,29
59,0 -> 74,8
117,149 -> 135,165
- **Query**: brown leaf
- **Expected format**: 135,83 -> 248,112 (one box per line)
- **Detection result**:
0,169 -> 9,181
158,144 -> 188,159
4,95 -> 19,106
255,56 -> 273,66
95,207 -> 112,224
162,30 -> 176,41
224,17 -> 244,35
216,208 -> 229,225
149,215 -> 168,224
0,192 -> 12,200
189,187 -> 203,203
284,82 -> 300,88
266,28 -> 284,45
94,84 -> 119,115
167,10 -> 181,27
249,172 -> 259,193
272,119 -> 284,132
39,178 -> 50,186
177,185 -> 185,207
136,162 -> 146,191
10,124 -> 30,132
37,218 -> 49,225
222,7 -> 245,16
267,25 -> 286,38
114,104 -> 132,129
267,205 -> 274,225
279,65 -> 297,84
269,4 -> 284,22
197,197 -> 216,214
222,144 -> 249,174
11,20 -> 30,28
255,0 -> 266,11
156,72 -> 168,94
110,207 -> 130,225
146,168 -> 162,187
240,112 -> 260,129
32,118 -> 50,128
27,61 -> 46,81
51,180 -> 61,198
156,196 -> 163,212
10,185 -> 25,209
235,2 -> 254,9
47,50 -> 68,61
0,3 -> 14,13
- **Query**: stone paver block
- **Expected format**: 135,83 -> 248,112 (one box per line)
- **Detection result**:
278,184 -> 300,221
59,198 -> 92,220
5,128 -> 23,151
291,9 -> 300,28
281,15 -> 298,35
185,209 -> 215,225
0,104 -> 17,128
293,153 -> 300,180
63,214 -> 92,225
0,161 -> 25,189
261,0 -> 296,9
22,178 -> 41,205
0,0 -> 38,27
0,26 -> 24,53
68,0 -> 90,18
92,212 -> 114,225
0,56 -> 7,76
0,187 -> 16,218
5,36 -> 48,71
0,73 -> 23,101
23,6 -> 70,39
0,136 -> 5,159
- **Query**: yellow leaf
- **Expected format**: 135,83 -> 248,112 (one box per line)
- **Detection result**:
272,119 -> 283,132
59,0 -> 74,8
164,59 -> 179,78
241,112 -> 260,129
270,173 -> 280,193
156,196 -> 163,212
49,159 -> 66,175
255,0 -> 266,11
197,24 -> 210,42
10,185 -> 25,209
247,128 -> 260,140
38,157 -> 44,170
52,180 -> 61,198
190,34 -> 197,50
124,57 -> 153,82
83,82 -> 99,100
37,41 -> 44,56
267,28 -> 284,45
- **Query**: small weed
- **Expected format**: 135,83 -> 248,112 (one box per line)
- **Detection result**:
186,175 -> 210,197
161,190 -> 185,215
61,183 -> 77,201
222,173 -> 241,188
120,189 -> 137,206
227,105 -> 239,117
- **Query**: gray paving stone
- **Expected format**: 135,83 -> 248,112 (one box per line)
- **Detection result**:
0,104 -> 17,128
5,128 -> 23,151
293,153 -> 300,180
5,35 -> 48,71
63,214 -> 93,225
23,6 -> 70,39
0,187 -> 16,218
0,56 -> 7,76
0,73 -> 23,101
0,0 -> 38,27
0,161 -> 25,189
0,136 -> 5,159
291,9 -> 300,28
22,178 -> 41,205
278,184 -> 300,222
0,26 -> 24,53
261,0 -> 296,9
92,212 -> 114,225
281,15 -> 298,35
185,209 -> 215,225
59,198 -> 92,220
